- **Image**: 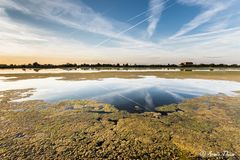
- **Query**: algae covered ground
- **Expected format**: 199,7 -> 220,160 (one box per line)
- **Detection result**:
0,88 -> 239,159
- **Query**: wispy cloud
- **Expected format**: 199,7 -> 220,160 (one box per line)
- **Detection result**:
158,26 -> 240,64
0,0 -> 28,13
1,0 -> 149,47
0,8 -> 49,45
147,0 -> 165,37
4,0 -> 113,35
0,5 -> 97,61
170,0 -> 233,39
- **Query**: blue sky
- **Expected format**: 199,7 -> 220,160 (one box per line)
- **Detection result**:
0,0 -> 240,64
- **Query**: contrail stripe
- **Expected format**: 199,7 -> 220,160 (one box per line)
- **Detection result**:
95,1 -> 177,47
95,15 -> 153,47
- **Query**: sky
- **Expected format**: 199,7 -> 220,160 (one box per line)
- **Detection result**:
0,0 -> 240,64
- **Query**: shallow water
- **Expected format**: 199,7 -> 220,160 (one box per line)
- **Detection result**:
1,68 -> 240,74
1,76 -> 240,112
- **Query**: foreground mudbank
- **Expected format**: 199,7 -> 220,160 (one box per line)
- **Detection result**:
0,89 -> 239,159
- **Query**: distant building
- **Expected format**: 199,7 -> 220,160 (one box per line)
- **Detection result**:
180,62 -> 194,67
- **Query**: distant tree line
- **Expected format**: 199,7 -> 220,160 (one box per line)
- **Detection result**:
0,62 -> 239,69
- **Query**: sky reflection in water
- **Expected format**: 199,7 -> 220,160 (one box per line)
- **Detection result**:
1,76 -> 240,112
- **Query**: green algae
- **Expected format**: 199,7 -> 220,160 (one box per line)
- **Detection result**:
0,89 -> 239,159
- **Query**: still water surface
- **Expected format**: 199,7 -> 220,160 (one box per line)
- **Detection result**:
1,76 -> 240,112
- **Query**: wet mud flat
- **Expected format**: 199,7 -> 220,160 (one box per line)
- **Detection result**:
1,70 -> 240,82
0,89 -> 239,159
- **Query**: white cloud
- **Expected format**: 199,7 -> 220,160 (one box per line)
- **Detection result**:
147,0 -> 165,37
